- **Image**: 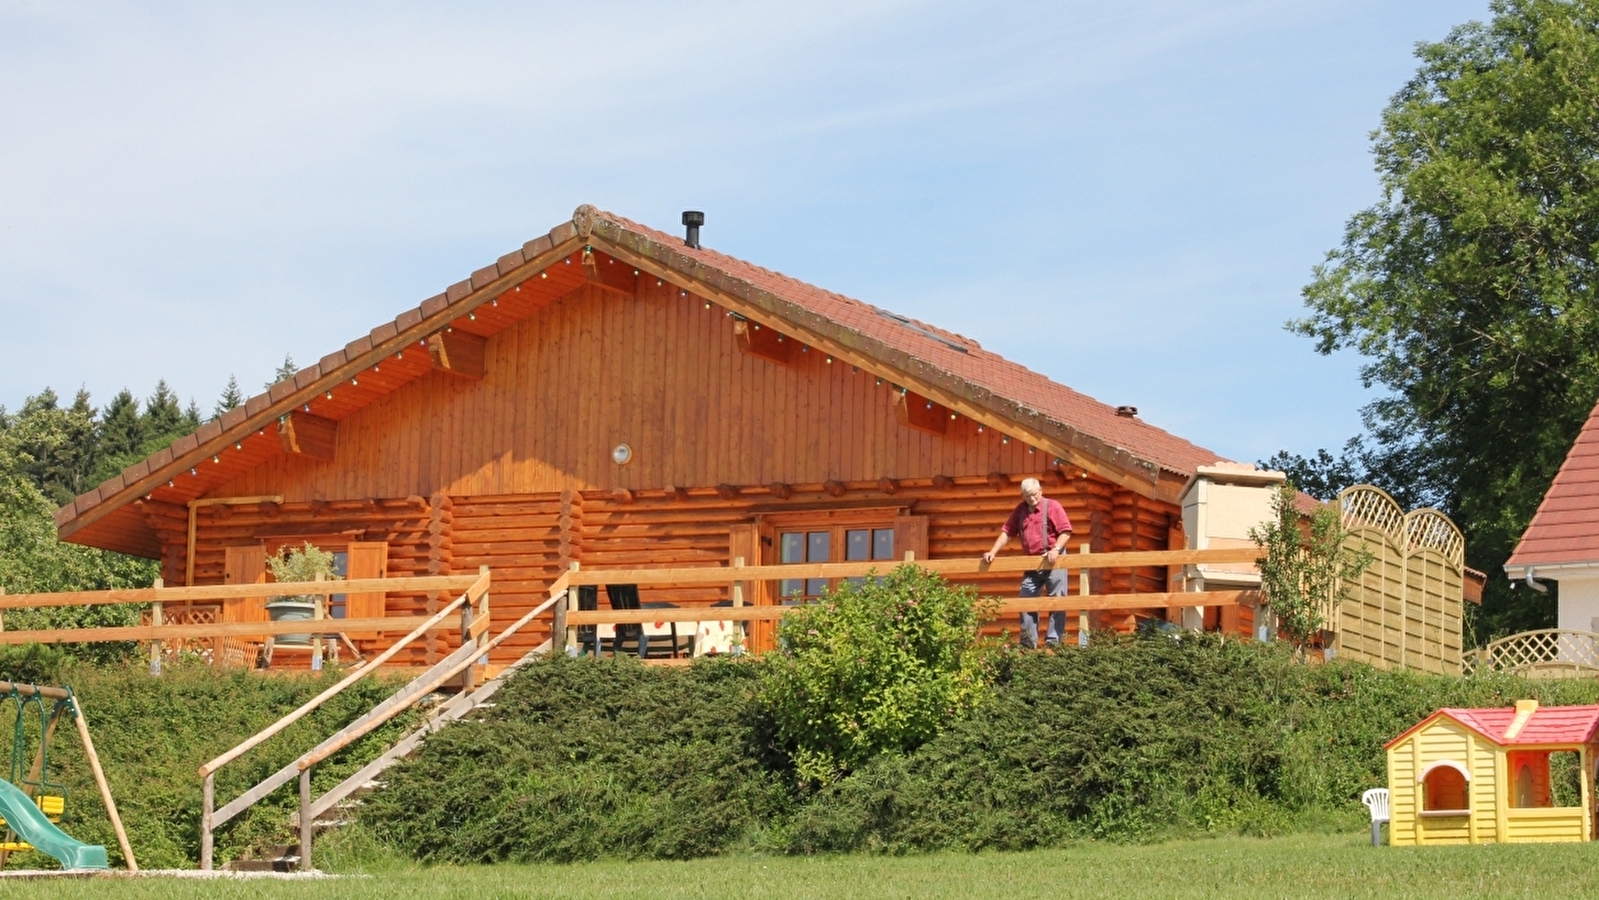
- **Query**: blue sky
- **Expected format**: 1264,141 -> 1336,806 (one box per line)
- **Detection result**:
0,1 -> 1487,466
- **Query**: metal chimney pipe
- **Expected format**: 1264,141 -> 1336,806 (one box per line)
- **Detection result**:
682,210 -> 704,249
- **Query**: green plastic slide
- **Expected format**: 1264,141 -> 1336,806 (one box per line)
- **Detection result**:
0,778 -> 107,870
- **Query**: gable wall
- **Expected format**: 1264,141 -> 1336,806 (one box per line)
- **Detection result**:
214,282 -> 1046,501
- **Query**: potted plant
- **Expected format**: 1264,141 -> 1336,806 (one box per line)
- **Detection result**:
265,542 -> 337,646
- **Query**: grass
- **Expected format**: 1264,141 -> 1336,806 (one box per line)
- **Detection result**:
14,832 -> 1599,899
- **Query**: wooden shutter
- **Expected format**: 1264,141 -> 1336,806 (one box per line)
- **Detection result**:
223,546 -> 268,623
893,515 -> 929,563
346,542 -> 389,639
729,522 -> 768,653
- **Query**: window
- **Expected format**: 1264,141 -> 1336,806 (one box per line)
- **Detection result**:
1421,762 -> 1469,813
1509,750 -> 1584,809
328,551 -> 349,619
778,525 -> 896,602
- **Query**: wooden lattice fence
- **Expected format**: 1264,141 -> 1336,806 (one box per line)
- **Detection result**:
1333,485 -> 1466,675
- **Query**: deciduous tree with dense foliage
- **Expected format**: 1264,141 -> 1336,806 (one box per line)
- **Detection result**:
1292,0 -> 1599,639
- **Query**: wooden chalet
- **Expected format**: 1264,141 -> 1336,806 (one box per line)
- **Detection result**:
52,205 -> 1235,667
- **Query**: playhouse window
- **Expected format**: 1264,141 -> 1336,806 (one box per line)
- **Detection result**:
1510,750 -> 1584,808
1421,763 -> 1469,813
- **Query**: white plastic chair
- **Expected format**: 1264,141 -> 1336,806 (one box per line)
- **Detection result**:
1361,788 -> 1390,846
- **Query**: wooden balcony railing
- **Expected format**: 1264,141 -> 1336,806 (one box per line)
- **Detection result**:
550,546 -> 1264,652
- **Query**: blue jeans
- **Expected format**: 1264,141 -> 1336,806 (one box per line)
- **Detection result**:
1019,568 -> 1068,648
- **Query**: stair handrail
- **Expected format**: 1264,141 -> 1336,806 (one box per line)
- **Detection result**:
199,568 -> 491,869
297,591 -> 559,771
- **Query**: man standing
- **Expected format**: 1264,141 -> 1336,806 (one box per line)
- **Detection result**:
982,477 -> 1073,648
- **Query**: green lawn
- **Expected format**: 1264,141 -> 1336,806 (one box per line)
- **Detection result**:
14,832 -> 1599,899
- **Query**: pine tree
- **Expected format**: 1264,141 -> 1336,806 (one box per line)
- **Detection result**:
141,381 -> 184,447
93,389 -> 145,485
1,389 -> 101,506
212,375 -> 244,420
98,390 -> 143,460
269,354 -> 298,388
182,399 -> 201,432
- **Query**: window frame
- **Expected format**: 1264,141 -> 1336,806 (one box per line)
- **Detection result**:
764,510 -> 901,604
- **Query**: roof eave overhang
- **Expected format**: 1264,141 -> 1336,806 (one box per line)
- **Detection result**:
55,226 -> 589,550
583,212 -> 1181,504
1504,560 -> 1599,579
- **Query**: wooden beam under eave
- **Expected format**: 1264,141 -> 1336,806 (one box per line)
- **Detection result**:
734,319 -> 795,366
584,253 -> 641,298
278,412 -> 337,462
428,330 -> 488,379
895,391 -> 949,435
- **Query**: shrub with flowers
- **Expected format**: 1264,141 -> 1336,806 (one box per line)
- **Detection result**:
757,565 -> 1001,784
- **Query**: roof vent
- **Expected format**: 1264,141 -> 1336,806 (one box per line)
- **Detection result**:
1116,406 -> 1138,418
682,211 -> 704,249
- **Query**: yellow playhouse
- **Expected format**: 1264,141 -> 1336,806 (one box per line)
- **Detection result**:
1385,700 -> 1599,844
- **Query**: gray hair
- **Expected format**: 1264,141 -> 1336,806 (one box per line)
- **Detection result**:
1019,477 -> 1042,494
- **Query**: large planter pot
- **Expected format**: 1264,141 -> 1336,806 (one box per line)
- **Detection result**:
265,598 -> 319,646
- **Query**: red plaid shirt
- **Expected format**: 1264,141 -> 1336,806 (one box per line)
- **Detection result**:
1002,498 -> 1072,555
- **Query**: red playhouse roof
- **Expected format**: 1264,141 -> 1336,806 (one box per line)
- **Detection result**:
1386,703 -> 1599,749
1507,395 -> 1599,573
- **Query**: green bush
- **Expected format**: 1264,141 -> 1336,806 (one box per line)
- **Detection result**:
361,634 -> 1599,863
757,566 -> 1000,783
360,656 -> 791,863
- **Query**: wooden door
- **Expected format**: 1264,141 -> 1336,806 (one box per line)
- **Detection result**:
223,546 -> 267,622
346,541 -> 389,639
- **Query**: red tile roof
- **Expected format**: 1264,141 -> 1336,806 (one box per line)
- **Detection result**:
1387,704 -> 1599,749
1507,396 -> 1599,570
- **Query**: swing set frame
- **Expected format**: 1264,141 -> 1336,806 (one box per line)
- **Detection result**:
0,681 -> 135,871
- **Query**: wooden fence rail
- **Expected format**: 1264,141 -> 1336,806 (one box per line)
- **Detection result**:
561,546 -> 1261,588
565,590 -> 1262,626
0,575 -> 481,610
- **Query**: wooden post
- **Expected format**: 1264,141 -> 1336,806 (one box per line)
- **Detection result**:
552,591 -> 568,656
732,557 -> 745,608
72,700 -> 137,871
566,562 -> 580,652
298,767 -> 313,871
201,773 -> 214,870
1078,545 -> 1090,647
185,501 -> 199,587
150,577 -> 164,676
311,572 -> 325,673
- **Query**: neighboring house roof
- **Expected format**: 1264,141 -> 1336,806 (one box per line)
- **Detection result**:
54,205 -> 1229,557
1385,704 -> 1599,750
1506,396 -> 1599,573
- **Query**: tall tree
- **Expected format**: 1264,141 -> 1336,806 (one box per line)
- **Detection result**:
142,380 -> 185,445
212,375 -> 244,420
99,389 -> 143,459
1293,0 -> 1599,639
0,389 -> 100,506
270,354 -> 298,388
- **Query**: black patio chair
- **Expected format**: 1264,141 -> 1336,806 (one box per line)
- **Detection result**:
576,585 -> 600,656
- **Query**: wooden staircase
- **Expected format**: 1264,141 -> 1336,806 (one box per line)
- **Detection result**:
197,567 -> 569,871
289,642 -> 546,832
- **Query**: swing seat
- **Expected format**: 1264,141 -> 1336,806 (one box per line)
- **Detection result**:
38,795 -> 63,822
